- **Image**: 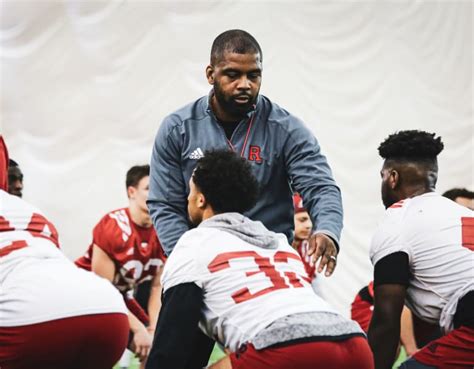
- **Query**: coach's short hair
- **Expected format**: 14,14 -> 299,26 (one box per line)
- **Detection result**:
126,165 -> 150,189
378,130 -> 444,165
443,188 -> 474,201
193,149 -> 259,214
210,29 -> 262,65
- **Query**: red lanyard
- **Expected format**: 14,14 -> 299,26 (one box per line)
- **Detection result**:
226,112 -> 255,158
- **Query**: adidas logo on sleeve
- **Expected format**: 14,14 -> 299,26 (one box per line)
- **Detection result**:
189,148 -> 204,159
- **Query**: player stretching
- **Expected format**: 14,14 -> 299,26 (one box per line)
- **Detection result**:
0,136 -> 129,369
76,165 -> 166,366
146,149 -> 373,369
368,130 -> 474,369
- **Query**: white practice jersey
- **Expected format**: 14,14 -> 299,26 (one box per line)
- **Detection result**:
0,190 -> 126,327
370,192 -> 474,326
162,227 -> 336,352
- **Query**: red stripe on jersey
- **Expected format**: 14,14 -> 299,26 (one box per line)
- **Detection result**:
389,200 -> 405,209
274,251 -> 310,285
208,251 -> 310,304
274,251 -> 301,263
27,213 -> 60,248
0,216 -> 14,232
208,251 -> 289,303
461,217 -> 474,251
208,251 -> 260,273
0,240 -> 28,257
282,271 -> 305,287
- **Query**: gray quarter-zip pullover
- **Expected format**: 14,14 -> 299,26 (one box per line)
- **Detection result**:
148,94 -> 343,255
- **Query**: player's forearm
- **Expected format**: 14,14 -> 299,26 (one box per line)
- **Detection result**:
129,310 -> 147,335
368,317 -> 400,369
147,285 -> 162,332
146,283 -> 205,369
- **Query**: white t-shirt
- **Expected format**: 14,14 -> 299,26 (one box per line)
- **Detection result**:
0,190 -> 127,327
370,192 -> 474,325
162,226 -> 336,352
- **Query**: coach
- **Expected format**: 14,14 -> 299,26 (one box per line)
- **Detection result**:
148,29 -> 342,275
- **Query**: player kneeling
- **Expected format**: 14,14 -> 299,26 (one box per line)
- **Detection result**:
146,149 -> 373,369
368,131 -> 474,369
0,137 -> 129,369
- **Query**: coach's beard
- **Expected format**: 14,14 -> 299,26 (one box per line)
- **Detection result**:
213,88 -> 257,120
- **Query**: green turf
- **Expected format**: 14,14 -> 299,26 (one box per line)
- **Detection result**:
393,347 -> 407,369
113,357 -> 139,369
209,343 -> 226,364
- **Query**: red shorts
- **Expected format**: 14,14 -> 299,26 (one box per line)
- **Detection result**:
230,336 -> 374,369
0,313 -> 129,369
413,326 -> 474,369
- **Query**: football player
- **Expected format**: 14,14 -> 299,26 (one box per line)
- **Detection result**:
76,164 -> 166,366
7,159 -> 23,198
146,149 -> 373,369
368,130 -> 474,369
0,136 -> 129,369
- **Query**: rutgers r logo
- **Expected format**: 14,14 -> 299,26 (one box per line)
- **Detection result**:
248,145 -> 262,163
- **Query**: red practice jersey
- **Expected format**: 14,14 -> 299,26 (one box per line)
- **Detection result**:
351,281 -> 374,333
76,208 -> 166,293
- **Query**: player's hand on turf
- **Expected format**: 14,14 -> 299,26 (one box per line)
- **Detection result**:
132,327 -> 153,361
308,233 -> 338,277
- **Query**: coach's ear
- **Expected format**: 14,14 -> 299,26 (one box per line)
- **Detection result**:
206,65 -> 215,85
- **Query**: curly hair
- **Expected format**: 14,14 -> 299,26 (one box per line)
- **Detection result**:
443,188 -> 474,201
378,130 -> 444,162
211,29 -> 262,65
193,149 -> 259,214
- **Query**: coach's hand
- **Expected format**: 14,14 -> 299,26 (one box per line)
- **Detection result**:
131,327 -> 153,361
308,233 -> 338,277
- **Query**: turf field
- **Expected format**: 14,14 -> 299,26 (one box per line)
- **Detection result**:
114,345 -> 407,368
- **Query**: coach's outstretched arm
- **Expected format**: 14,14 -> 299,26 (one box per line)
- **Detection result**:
285,118 -> 343,276
148,116 -> 190,256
